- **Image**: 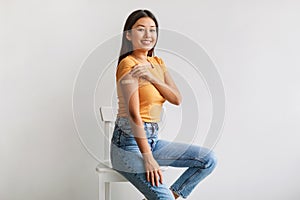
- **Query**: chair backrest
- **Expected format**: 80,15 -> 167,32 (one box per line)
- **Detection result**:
99,106 -> 116,165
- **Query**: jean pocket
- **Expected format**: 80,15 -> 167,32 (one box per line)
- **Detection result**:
111,126 -> 136,149
116,117 -> 133,137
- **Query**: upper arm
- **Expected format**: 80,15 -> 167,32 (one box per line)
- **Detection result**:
118,73 -> 140,119
164,71 -> 180,91
117,57 -> 141,118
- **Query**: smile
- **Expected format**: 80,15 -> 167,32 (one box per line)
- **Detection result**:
141,40 -> 152,45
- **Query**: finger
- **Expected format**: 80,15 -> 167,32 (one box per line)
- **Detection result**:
146,171 -> 150,182
131,67 -> 144,76
155,171 -> 159,187
158,169 -> 163,184
132,71 -> 143,78
130,67 -> 138,75
131,65 -> 148,74
150,171 -> 155,186
146,63 -> 152,68
132,64 -> 141,68
131,70 -> 141,77
130,65 -> 140,74
135,71 -> 147,79
132,64 -> 143,71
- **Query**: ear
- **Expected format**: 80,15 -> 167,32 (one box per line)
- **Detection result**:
126,31 -> 132,41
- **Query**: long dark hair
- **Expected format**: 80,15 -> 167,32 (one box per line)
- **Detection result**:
118,9 -> 159,65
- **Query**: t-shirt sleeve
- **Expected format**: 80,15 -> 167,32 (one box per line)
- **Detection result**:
116,57 -> 137,81
154,56 -> 168,73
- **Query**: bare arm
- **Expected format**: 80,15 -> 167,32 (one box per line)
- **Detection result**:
119,73 -> 150,152
152,71 -> 182,105
131,64 -> 182,105
118,72 -> 163,186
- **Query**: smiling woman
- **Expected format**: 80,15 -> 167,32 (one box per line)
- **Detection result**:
110,9 -> 217,200
126,17 -> 157,52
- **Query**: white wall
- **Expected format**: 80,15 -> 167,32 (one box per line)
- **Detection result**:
1,0 -> 300,200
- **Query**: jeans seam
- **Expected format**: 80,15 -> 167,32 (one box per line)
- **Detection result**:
156,157 -> 207,168
173,167 -> 202,199
134,173 -> 158,199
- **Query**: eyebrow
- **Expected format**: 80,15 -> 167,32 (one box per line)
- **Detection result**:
135,24 -> 156,27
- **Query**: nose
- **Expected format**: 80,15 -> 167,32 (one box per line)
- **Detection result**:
144,29 -> 151,38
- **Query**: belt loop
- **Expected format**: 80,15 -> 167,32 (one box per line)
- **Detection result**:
151,123 -> 154,134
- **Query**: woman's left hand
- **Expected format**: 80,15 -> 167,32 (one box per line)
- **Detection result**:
130,63 -> 156,82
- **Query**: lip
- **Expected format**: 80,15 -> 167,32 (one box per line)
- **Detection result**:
141,40 -> 152,45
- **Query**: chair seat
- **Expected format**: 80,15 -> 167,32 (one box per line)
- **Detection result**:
96,163 -> 169,181
96,165 -> 169,173
96,163 -> 128,182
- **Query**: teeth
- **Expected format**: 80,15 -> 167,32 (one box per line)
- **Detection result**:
142,40 -> 151,44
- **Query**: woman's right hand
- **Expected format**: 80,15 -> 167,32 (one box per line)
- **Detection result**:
142,152 -> 163,187
130,63 -> 156,83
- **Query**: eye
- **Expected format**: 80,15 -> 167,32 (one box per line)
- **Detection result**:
137,28 -> 145,32
150,29 -> 156,33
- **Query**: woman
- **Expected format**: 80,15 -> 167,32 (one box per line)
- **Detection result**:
111,9 -> 217,199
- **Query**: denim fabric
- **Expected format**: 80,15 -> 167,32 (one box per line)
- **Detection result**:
111,117 -> 217,199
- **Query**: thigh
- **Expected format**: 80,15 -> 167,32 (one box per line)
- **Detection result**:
116,170 -> 175,200
152,140 -> 216,168
111,119 -> 147,173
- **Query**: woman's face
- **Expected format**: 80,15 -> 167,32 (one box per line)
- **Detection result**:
126,17 -> 157,52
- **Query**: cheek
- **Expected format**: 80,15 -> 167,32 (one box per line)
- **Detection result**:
153,35 -> 157,41
132,31 -> 143,39
152,33 -> 158,40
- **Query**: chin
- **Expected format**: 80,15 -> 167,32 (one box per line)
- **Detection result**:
135,47 -> 153,52
142,45 -> 154,50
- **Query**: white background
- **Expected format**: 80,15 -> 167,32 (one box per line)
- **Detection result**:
1,0 -> 300,200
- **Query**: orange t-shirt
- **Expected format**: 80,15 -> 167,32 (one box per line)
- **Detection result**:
116,55 -> 167,122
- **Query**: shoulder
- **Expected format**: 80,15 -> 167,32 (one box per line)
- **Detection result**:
118,55 -> 137,68
149,56 -> 167,73
116,55 -> 138,80
149,56 -> 165,65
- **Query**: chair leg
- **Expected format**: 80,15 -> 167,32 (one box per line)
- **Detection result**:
99,175 -> 112,200
99,175 -> 105,200
105,182 -> 111,200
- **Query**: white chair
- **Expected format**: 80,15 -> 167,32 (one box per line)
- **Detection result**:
96,106 -> 128,200
96,106 -> 168,200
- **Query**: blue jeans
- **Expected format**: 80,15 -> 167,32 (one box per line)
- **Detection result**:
111,117 -> 217,199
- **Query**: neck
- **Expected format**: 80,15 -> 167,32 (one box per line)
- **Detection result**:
131,50 -> 149,61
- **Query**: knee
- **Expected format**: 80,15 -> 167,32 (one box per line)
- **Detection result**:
204,151 -> 217,170
190,147 -> 218,170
